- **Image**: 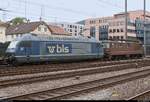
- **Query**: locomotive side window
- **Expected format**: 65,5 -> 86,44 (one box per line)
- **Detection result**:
19,41 -> 32,47
20,47 -> 24,51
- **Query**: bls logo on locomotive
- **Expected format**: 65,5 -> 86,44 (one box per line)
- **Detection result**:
47,44 -> 71,54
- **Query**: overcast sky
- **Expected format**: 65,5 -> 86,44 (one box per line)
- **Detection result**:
0,0 -> 150,23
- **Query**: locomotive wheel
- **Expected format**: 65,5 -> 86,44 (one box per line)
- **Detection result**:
10,57 -> 18,67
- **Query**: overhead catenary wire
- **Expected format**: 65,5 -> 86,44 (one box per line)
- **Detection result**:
97,0 -> 124,9
5,8 -> 80,22
13,0 -> 95,17
0,0 -> 90,22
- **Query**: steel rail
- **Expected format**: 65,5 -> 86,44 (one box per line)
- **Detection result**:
2,67 -> 150,100
0,63 -> 138,88
0,58 -> 148,77
126,90 -> 150,100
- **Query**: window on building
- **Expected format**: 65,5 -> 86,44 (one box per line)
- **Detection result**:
44,28 -> 47,32
90,27 -> 96,38
109,36 -> 112,40
113,29 -> 116,33
38,27 -> 41,31
14,35 -> 16,38
117,36 -> 120,40
117,29 -> 120,33
70,25 -> 72,28
70,29 -> 72,32
61,24 -> 64,27
113,36 -> 117,40
121,36 -> 124,40
121,29 -> 124,32
109,29 -> 112,33
90,20 -> 96,24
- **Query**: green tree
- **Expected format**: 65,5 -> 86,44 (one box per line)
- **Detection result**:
10,17 -> 28,25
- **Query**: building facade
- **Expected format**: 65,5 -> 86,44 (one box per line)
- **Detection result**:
51,22 -> 84,36
0,22 -> 7,43
83,10 -> 150,42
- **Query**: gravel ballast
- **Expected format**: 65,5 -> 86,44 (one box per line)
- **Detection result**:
0,66 -> 150,100
70,74 -> 150,100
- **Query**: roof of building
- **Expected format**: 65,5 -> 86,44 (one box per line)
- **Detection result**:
6,21 -> 50,35
76,20 -> 85,25
0,22 -> 9,27
48,25 -> 70,36
5,21 -> 70,36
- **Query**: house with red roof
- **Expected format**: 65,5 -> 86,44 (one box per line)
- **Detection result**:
0,21 -> 70,43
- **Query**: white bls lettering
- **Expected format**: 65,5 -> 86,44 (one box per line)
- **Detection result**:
48,44 -> 70,54
47,46 -> 55,53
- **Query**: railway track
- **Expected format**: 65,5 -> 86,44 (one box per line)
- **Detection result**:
0,58 -> 7,66
1,66 -> 150,100
0,63 -> 138,88
0,58 -> 149,77
127,90 -> 150,100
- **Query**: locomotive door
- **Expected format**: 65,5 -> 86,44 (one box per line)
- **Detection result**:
19,41 -> 32,62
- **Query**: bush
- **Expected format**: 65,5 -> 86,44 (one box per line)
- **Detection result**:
0,42 -> 10,57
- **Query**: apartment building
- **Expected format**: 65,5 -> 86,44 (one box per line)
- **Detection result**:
84,10 -> 150,42
51,22 -> 84,36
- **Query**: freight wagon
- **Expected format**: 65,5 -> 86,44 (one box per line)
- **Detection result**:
102,40 -> 144,60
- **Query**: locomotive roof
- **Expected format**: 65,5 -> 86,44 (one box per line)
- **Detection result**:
14,33 -> 100,43
102,40 -> 141,44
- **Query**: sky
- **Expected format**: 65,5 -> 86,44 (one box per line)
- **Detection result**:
0,0 -> 150,23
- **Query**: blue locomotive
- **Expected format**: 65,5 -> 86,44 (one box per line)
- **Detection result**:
5,33 -> 104,64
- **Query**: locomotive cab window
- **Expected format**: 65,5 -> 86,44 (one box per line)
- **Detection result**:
7,41 -> 19,49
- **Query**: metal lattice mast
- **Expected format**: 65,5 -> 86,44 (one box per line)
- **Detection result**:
144,0 -> 146,56
125,0 -> 128,40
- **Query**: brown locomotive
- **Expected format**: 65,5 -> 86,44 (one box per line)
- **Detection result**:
102,40 -> 144,60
